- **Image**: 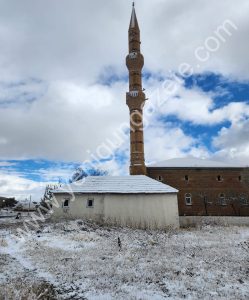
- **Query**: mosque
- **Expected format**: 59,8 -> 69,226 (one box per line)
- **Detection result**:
52,4 -> 249,226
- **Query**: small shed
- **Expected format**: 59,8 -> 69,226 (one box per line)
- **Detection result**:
51,175 -> 179,229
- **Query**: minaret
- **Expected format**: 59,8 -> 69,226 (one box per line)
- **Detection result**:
126,3 -> 147,175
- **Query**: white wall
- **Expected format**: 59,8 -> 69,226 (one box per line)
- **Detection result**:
51,193 -> 179,229
104,194 -> 179,229
52,194 -> 105,221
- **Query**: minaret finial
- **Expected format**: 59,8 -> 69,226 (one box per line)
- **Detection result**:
132,1 -> 135,7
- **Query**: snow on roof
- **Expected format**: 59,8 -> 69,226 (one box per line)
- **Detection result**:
53,175 -> 178,195
148,157 -> 246,168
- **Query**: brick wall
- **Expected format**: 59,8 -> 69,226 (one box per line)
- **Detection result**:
147,167 -> 249,216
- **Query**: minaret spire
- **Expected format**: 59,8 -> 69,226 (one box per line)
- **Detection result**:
130,2 -> 139,30
126,3 -> 147,175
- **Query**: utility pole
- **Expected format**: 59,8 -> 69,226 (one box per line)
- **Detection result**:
28,195 -> 31,216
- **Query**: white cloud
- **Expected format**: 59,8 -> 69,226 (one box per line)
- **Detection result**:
0,0 -> 248,82
213,118 -> 249,164
0,80 -> 128,162
35,166 -> 75,182
0,75 -> 248,166
0,161 -> 16,167
141,0 -> 249,80
0,171 -> 46,200
96,158 -> 130,176
144,76 -> 249,126
160,85 -> 249,125
144,122 -> 210,164
0,80 -> 46,106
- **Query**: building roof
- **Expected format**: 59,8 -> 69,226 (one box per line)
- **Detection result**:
148,157 -> 246,169
53,175 -> 178,195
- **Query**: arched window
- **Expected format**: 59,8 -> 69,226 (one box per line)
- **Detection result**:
185,175 -> 189,181
217,175 -> 222,182
219,193 -> 226,206
185,193 -> 192,206
240,194 -> 248,206
157,175 -> 163,182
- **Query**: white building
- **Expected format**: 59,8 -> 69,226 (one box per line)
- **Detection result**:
51,176 -> 179,229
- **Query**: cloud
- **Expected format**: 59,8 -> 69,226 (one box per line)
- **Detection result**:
0,0 -> 248,82
144,122 -> 210,164
144,76 -> 249,126
0,80 -> 128,162
0,0 -> 128,83
34,166 -> 76,182
0,74 -> 248,166
0,161 -> 16,167
213,118 -> 249,163
160,85 -> 249,125
0,79 -> 47,107
141,0 -> 249,80
0,170 -> 46,200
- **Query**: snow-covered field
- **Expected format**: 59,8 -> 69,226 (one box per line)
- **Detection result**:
0,220 -> 248,299
0,213 -> 38,228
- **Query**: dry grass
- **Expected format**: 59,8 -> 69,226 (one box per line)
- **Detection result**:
0,280 -> 57,300
0,238 -> 8,247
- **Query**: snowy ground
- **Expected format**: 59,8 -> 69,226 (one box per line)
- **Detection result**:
0,220 -> 248,300
0,209 -> 36,225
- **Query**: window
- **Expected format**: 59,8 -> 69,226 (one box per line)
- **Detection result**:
204,195 -> 209,204
238,175 -> 242,182
185,193 -> 192,206
157,175 -> 163,182
217,175 -> 222,182
219,193 -> 226,206
129,91 -> 139,97
87,198 -> 94,208
63,199 -> 70,208
132,71 -> 140,76
185,175 -> 189,181
240,194 -> 248,206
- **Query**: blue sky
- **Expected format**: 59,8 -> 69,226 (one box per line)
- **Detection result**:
0,0 -> 249,199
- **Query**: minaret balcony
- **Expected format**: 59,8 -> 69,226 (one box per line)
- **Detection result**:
126,91 -> 145,109
127,90 -> 145,98
129,90 -> 139,97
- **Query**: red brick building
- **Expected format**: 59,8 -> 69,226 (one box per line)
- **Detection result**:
147,158 -> 249,216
